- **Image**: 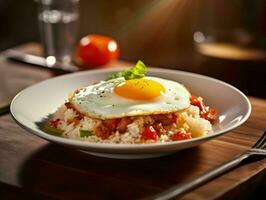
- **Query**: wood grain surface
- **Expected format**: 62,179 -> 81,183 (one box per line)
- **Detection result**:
0,43 -> 265,200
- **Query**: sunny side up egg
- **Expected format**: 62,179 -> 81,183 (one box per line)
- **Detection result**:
69,76 -> 191,119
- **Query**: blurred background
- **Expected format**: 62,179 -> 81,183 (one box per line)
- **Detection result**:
0,0 -> 265,97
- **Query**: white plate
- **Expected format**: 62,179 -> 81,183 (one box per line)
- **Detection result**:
11,68 -> 251,159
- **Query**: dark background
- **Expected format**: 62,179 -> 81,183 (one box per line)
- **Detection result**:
0,0 -> 265,98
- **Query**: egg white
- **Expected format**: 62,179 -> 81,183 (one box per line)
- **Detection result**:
69,76 -> 191,119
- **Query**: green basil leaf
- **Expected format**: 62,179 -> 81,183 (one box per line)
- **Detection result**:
106,60 -> 147,80
130,60 -> 147,76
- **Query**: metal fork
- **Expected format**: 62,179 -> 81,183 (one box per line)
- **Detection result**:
150,131 -> 266,200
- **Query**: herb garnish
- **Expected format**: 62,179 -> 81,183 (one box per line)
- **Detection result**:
80,130 -> 94,137
106,60 -> 147,80
44,125 -> 64,135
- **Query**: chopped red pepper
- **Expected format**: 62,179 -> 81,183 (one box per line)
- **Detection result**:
190,96 -> 206,112
201,108 -> 217,123
171,130 -> 191,141
190,95 -> 217,123
141,125 -> 158,141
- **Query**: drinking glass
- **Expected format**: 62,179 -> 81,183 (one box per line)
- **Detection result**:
36,0 -> 79,66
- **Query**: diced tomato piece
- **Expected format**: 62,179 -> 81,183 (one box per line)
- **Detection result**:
190,96 -> 206,112
141,125 -> 158,141
191,95 -> 218,123
171,130 -> 191,141
201,108 -> 217,123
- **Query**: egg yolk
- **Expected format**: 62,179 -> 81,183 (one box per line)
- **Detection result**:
114,79 -> 165,100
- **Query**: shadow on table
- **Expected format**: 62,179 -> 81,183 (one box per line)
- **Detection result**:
18,144 -> 202,200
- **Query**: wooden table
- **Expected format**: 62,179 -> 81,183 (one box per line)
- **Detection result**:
0,43 -> 265,200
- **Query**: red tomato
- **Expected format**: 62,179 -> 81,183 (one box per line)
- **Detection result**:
76,34 -> 120,67
171,131 -> 191,141
141,125 -> 158,141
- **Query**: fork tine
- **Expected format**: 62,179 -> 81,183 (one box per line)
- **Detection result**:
253,131 -> 266,149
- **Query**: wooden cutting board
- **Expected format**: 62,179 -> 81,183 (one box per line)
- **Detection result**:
0,43 -> 265,200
